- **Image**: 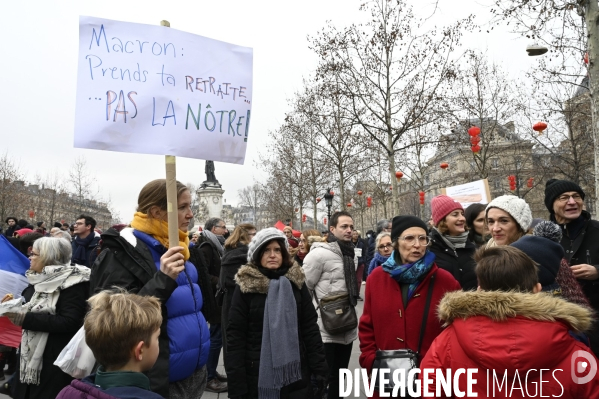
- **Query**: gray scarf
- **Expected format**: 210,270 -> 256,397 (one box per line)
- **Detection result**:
258,276 -> 301,399
436,228 -> 469,250
202,230 -> 224,256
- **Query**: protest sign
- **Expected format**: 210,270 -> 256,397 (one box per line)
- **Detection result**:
442,179 -> 491,208
75,16 -> 253,164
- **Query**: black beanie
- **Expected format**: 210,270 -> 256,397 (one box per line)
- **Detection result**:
53,222 -> 62,228
511,236 -> 563,287
544,179 -> 585,214
391,215 -> 428,242
36,221 -> 44,228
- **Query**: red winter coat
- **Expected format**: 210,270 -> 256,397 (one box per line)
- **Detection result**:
359,263 -> 460,374
421,290 -> 599,398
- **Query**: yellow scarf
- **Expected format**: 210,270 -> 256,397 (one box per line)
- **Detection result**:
130,212 -> 190,260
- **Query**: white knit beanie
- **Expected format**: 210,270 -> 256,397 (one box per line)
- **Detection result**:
486,195 -> 533,232
246,227 -> 289,263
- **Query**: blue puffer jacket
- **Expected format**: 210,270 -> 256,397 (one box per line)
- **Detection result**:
134,231 -> 210,382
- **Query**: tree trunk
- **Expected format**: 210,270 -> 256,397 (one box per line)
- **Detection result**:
586,0 -> 599,215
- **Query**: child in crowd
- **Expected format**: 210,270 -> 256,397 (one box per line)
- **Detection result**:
421,246 -> 599,398
56,291 -> 164,399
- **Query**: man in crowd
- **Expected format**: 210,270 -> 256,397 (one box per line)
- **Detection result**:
304,211 -> 358,399
197,217 -> 228,393
71,215 -> 100,267
3,217 -> 17,238
545,178 -> 599,356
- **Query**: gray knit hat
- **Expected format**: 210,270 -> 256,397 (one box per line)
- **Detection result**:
247,228 -> 289,263
486,195 -> 533,232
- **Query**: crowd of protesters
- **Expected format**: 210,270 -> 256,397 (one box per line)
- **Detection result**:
0,177 -> 598,398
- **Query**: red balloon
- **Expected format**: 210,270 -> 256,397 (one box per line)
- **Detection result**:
440,162 -> 449,169
471,144 -> 481,153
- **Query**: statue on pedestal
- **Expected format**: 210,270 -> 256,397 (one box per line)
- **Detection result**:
201,160 -> 221,188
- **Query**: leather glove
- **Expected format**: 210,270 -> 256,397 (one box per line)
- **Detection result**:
5,311 -> 26,326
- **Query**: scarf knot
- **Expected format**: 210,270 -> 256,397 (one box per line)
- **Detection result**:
130,212 -> 190,260
259,276 -> 302,399
382,251 -> 435,301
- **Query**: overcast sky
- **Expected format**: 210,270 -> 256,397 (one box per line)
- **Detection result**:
1,0 -> 539,223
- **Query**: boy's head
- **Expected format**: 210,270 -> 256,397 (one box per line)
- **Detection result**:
85,290 -> 162,371
474,246 -> 541,293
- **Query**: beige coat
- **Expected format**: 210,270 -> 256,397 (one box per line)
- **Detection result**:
303,241 -> 358,344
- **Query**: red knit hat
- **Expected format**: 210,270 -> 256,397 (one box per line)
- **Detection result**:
431,195 -> 463,226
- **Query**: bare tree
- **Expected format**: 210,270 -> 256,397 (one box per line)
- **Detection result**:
0,153 -> 26,224
492,0 -> 599,212
311,0 -> 473,213
68,157 -> 97,218
238,184 -> 264,229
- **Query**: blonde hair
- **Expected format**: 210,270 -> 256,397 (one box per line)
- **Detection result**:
137,179 -> 188,215
85,290 -> 162,369
375,232 -> 391,254
301,229 -> 322,253
225,223 -> 256,249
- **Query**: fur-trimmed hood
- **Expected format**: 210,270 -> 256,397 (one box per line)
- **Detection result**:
307,236 -> 325,245
438,290 -> 594,333
234,261 -> 305,294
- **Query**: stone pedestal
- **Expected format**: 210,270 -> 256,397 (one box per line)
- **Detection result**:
197,183 -> 225,219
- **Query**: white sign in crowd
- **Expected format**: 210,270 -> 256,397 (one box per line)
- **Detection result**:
74,16 -> 253,164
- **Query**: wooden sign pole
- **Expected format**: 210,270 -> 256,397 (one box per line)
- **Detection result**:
161,20 -> 179,249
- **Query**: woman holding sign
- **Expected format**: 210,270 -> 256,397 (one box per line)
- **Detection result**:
90,179 -> 210,399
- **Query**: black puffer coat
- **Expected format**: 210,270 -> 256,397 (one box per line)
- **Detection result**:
220,244 -> 249,364
13,281 -> 89,399
226,262 -> 328,399
429,229 -> 476,290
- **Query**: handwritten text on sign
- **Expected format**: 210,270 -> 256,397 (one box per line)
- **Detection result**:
74,16 -> 253,164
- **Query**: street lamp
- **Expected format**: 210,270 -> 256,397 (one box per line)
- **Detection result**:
324,188 -> 334,225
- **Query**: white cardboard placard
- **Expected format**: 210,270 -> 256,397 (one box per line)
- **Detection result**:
74,16 -> 253,164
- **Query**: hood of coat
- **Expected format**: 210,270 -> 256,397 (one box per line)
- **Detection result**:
438,290 -> 594,371
439,290 -> 593,332
235,261 -> 305,294
307,236 -> 325,245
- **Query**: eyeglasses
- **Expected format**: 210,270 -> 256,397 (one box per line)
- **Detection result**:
557,193 -> 583,203
398,235 -> 431,246
29,252 -> 40,258
74,222 -> 85,226
378,244 -> 392,251
216,225 -> 226,229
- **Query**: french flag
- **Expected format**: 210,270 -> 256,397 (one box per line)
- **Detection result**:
0,234 -> 29,297
0,234 -> 28,347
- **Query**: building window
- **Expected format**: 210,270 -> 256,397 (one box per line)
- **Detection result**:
491,158 -> 499,169
494,180 -> 501,190
515,157 -> 522,169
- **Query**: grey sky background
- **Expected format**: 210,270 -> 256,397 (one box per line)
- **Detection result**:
1,0 -> 539,223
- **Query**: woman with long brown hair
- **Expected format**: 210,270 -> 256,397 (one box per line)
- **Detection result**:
220,223 -> 256,364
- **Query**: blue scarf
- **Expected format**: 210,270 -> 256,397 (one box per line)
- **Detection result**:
381,251 -> 436,301
367,252 -> 390,276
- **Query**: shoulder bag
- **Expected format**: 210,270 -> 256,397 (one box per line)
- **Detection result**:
372,274 -> 436,396
313,290 -> 358,335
